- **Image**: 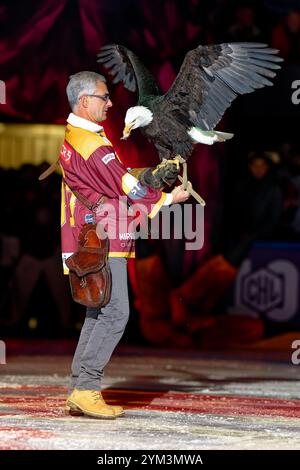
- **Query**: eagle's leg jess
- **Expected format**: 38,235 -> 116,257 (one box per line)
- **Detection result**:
173,155 -> 206,206
133,157 -> 206,206
173,155 -> 188,190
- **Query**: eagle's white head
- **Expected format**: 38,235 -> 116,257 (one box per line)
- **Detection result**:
122,106 -> 153,140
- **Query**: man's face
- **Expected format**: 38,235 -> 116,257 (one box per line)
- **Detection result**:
81,81 -> 113,123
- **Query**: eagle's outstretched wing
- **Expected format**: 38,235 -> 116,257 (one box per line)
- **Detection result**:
162,43 -> 283,131
97,44 -> 159,100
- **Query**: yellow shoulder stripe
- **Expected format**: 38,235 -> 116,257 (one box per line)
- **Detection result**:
65,124 -> 112,160
148,192 -> 167,219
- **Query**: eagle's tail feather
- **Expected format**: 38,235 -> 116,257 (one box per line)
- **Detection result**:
188,127 -> 234,145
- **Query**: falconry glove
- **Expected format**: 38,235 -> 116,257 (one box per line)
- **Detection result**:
129,160 -> 180,190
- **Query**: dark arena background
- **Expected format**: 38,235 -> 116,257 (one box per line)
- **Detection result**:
0,0 -> 300,458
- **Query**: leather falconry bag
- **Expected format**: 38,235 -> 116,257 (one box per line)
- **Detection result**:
65,224 -> 112,308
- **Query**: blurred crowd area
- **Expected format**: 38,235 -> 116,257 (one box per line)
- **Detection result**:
1,0 -> 300,346
0,164 -> 75,335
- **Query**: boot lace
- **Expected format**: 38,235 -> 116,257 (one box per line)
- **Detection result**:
91,391 -> 104,404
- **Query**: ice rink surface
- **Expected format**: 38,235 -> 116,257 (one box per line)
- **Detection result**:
0,346 -> 300,450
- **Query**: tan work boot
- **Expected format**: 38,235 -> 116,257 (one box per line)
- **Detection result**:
66,389 -> 124,418
64,401 -> 124,417
64,400 -> 84,416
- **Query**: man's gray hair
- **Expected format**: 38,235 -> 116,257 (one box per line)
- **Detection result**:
66,71 -> 106,110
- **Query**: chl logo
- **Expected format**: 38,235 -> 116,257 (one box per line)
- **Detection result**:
235,259 -> 298,321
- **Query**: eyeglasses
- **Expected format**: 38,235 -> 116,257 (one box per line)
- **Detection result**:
83,93 -> 111,102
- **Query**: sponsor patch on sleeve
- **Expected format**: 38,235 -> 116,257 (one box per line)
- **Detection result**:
121,173 -> 147,199
102,152 -> 115,165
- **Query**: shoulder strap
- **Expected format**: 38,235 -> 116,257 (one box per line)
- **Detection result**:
38,159 -> 60,180
38,160 -> 105,211
62,178 -> 106,212
69,185 -> 105,212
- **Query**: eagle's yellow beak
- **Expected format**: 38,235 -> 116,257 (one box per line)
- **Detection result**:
121,123 -> 134,140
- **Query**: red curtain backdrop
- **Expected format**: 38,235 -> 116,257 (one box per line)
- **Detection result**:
0,0 -> 220,271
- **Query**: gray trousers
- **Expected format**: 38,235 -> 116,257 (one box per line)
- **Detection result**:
69,257 -> 129,392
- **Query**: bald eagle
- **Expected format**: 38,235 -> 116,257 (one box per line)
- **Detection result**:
97,43 -> 282,188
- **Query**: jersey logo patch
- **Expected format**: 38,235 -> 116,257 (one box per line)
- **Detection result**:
102,152 -> 115,165
60,143 -> 72,164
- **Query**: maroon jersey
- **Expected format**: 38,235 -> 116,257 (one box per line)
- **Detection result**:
60,114 -> 170,273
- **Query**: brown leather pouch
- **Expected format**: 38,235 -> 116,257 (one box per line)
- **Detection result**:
65,224 -> 111,307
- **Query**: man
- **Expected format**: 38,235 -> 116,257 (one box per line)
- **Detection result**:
60,71 -> 190,419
